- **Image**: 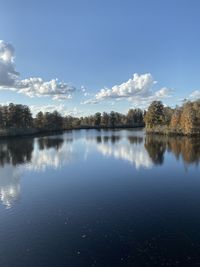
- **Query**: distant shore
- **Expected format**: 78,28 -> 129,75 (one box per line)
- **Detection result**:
1,99 -> 199,138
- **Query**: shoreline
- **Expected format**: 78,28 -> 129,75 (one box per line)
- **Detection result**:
146,127 -> 200,137
1,126 -> 199,139
0,125 -> 145,139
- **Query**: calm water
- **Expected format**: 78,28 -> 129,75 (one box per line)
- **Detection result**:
0,129 -> 200,267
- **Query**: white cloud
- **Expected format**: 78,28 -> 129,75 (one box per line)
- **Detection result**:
0,40 -> 19,87
81,99 -> 98,105
154,87 -> 171,98
189,90 -> 200,100
0,40 -> 76,100
84,73 -> 172,107
52,94 -> 72,101
96,73 -> 155,100
17,77 -> 75,99
128,87 -> 172,108
30,104 -> 82,117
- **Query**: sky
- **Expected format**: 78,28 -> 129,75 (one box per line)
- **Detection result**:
0,0 -> 200,117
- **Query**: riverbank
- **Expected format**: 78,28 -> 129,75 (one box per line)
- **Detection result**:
0,125 -> 145,139
1,125 -> 199,139
0,128 -> 39,138
145,125 -> 200,136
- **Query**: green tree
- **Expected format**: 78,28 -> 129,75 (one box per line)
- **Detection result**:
144,101 -> 165,128
94,112 -> 101,127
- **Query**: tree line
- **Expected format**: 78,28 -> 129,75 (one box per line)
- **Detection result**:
0,100 -> 199,135
0,103 -> 144,131
144,99 -> 200,135
0,103 -> 33,129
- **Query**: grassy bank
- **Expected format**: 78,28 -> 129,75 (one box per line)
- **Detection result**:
145,125 -> 200,136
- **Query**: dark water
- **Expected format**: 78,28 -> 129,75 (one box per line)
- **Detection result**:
0,129 -> 200,267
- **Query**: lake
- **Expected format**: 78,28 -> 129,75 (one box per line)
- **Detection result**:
0,129 -> 200,267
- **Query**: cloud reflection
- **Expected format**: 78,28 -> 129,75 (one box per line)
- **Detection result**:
29,142 -> 74,171
0,165 -> 21,208
0,131 -> 199,209
97,142 -> 153,169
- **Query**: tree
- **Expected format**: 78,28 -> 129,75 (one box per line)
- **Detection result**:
180,102 -> 196,135
109,111 -> 117,128
127,108 -> 144,125
144,101 -> 165,128
34,112 -> 44,129
170,108 -> 182,132
101,112 -> 109,127
94,112 -> 101,127
163,107 -> 173,126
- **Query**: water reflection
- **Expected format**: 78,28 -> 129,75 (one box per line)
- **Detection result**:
90,133 -> 152,169
145,135 -> 166,165
97,142 -> 153,169
0,130 -> 200,209
144,135 -> 200,166
38,137 -> 64,150
0,136 -> 71,208
87,135 -> 121,144
167,137 -> 200,165
0,138 -> 33,208
0,165 -> 21,208
0,132 -> 199,170
0,138 -> 33,166
29,136 -> 75,171
128,136 -> 143,144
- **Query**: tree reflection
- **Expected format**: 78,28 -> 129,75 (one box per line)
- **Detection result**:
144,135 -> 167,165
0,138 -> 33,166
87,135 -> 121,144
0,131 -> 199,209
99,135 -> 121,143
96,136 -> 102,143
110,135 -> 121,144
145,135 -> 200,166
38,137 -> 64,150
167,137 -> 200,165
128,136 -> 143,144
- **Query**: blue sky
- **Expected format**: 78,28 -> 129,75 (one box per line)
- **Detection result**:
0,0 -> 200,116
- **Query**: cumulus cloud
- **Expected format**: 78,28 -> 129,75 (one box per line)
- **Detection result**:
17,78 -> 75,99
128,86 -> 172,108
189,90 -> 200,100
0,40 -> 76,100
96,73 -> 155,100
0,40 -> 19,87
83,73 -> 172,107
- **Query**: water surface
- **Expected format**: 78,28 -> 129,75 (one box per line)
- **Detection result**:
0,129 -> 200,266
